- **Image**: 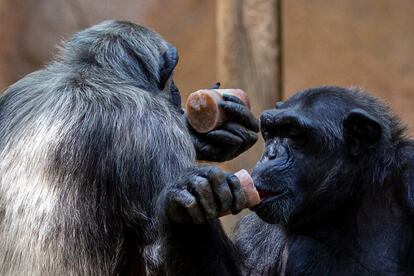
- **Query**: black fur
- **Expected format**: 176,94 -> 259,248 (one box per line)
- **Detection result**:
160,86 -> 414,275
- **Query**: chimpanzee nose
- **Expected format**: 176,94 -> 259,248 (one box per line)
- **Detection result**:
267,143 -> 278,160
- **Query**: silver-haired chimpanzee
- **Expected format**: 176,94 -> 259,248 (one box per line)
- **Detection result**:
0,21 -> 259,275
160,86 -> 414,275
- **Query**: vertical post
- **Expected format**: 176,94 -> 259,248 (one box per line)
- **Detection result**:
216,0 -> 282,230
216,0 -> 282,169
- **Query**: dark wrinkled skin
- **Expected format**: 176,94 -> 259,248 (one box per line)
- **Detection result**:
185,83 -> 259,162
163,165 -> 247,225
159,86 -> 414,276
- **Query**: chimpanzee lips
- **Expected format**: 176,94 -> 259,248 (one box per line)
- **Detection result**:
257,189 -> 274,199
256,187 -> 288,201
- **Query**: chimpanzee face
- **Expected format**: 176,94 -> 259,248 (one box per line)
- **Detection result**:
251,87 -> 385,226
251,102 -> 331,226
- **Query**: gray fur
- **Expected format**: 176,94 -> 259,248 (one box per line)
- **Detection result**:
232,214 -> 287,275
0,20 -> 195,275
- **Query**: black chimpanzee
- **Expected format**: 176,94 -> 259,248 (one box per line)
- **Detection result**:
159,86 -> 414,275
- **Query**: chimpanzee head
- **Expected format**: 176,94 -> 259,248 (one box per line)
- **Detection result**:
252,86 -> 404,228
62,20 -> 182,110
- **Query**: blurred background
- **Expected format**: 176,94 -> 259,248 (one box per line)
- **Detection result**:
1,0 -> 414,230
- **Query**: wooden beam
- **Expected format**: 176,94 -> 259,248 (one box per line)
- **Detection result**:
216,0 -> 282,117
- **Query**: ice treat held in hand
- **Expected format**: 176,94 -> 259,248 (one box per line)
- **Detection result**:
219,169 -> 260,217
234,169 -> 260,208
186,89 -> 251,133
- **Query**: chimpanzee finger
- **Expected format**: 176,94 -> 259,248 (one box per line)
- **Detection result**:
187,175 -> 218,221
226,174 -> 247,214
219,101 -> 260,132
166,189 -> 206,224
222,123 -> 258,144
195,143 -> 239,162
221,122 -> 258,152
222,94 -> 246,107
186,201 -> 208,225
206,129 -> 243,146
204,166 -> 233,213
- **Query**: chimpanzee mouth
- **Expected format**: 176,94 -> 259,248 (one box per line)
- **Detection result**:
256,188 -> 288,203
258,189 -> 274,199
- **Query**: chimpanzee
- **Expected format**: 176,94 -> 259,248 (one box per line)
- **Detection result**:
0,20 -> 259,275
160,86 -> 414,275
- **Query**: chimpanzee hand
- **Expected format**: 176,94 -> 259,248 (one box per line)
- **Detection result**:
162,166 -> 247,224
187,84 -> 259,162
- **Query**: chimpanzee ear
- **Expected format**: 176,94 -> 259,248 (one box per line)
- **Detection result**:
343,109 -> 382,156
159,43 -> 179,90
402,167 -> 414,211
275,101 -> 284,109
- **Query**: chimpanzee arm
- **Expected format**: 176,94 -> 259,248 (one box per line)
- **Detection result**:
158,166 -> 246,275
159,220 -> 242,275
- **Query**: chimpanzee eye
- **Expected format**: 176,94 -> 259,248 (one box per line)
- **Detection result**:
288,137 -> 306,149
261,123 -> 275,141
286,127 -> 307,149
288,128 -> 301,138
262,130 -> 272,141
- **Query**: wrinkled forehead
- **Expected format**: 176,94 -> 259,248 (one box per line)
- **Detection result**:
283,91 -> 352,120
273,89 -> 357,139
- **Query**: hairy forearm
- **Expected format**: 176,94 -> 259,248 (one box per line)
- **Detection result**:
161,220 -> 242,276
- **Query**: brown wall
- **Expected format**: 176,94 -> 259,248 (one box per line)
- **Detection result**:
0,0 -> 216,101
2,0 -> 413,129
284,0 -> 414,133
